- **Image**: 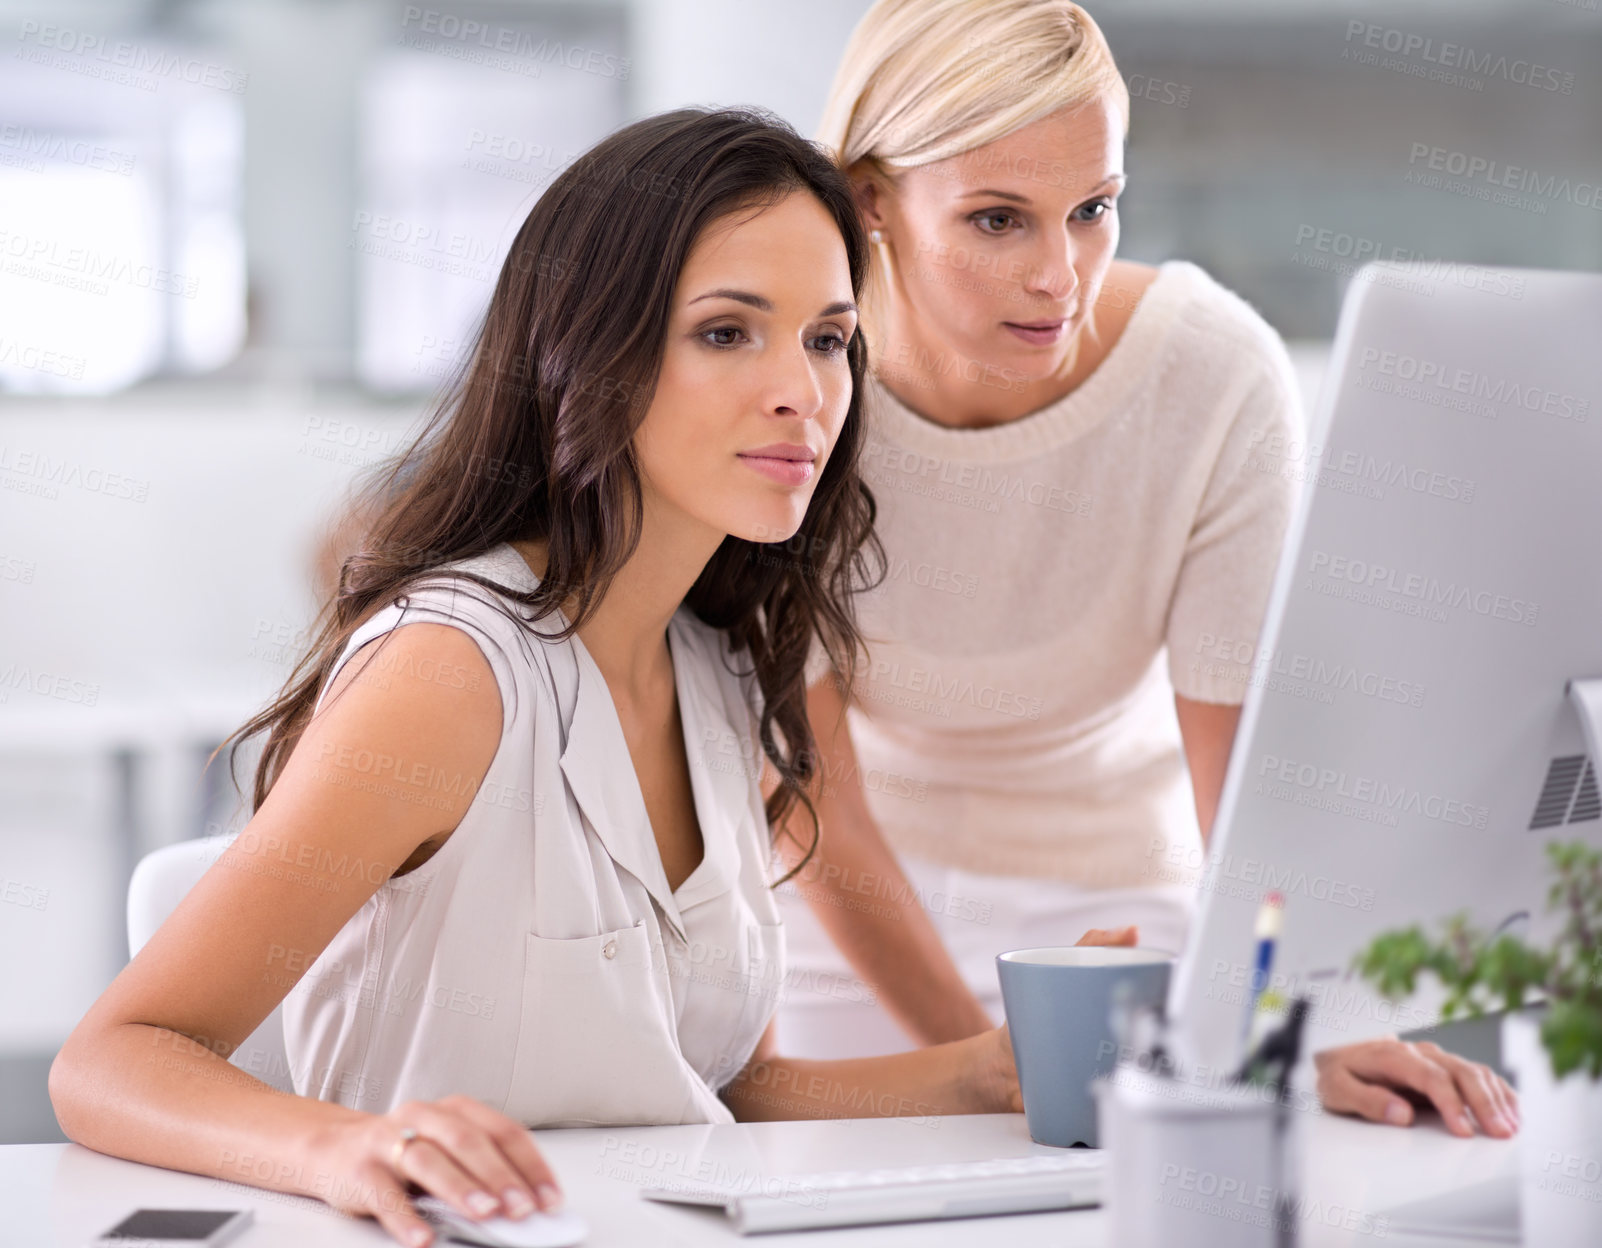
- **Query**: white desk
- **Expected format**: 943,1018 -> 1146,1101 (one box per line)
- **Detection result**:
1,1111 -> 1514,1247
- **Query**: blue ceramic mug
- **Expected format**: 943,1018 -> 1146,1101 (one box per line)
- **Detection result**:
997,946 -> 1174,1148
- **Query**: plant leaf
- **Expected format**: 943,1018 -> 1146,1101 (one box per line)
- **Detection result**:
1542,998 -> 1602,1082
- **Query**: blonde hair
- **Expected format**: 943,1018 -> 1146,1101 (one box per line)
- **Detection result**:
816,0 -> 1128,173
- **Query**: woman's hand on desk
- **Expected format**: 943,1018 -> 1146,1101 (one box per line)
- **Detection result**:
307,1094 -> 561,1246
1313,1037 -> 1520,1139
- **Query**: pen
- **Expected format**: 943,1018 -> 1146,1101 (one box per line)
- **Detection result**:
1233,996 -> 1310,1094
1242,890 -> 1284,1052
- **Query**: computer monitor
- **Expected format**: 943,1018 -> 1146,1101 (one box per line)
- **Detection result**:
1167,261 -> 1602,1075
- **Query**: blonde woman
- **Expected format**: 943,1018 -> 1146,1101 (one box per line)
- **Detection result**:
774,0 -> 1521,1137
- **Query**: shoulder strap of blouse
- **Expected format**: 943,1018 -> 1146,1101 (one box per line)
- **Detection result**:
311,576 -> 536,727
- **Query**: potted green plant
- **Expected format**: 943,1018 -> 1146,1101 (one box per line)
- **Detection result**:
1353,840 -> 1602,1248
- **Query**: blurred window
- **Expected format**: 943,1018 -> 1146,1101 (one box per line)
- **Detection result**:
0,28 -> 245,394
356,4 -> 629,391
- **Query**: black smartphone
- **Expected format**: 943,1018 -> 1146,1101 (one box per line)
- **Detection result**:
94,1208 -> 254,1247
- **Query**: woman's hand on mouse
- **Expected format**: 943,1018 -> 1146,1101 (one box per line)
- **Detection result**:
307,1094 -> 561,1246
1314,1037 -> 1519,1138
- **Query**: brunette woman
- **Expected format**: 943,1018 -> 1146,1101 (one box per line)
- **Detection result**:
49,108 -> 1030,1248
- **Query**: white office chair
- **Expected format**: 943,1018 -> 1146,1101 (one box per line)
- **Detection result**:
127,836 -> 296,1093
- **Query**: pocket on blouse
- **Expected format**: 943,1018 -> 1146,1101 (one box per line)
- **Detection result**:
502,920 -> 709,1127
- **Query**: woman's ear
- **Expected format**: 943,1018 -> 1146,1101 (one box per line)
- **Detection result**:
846,160 -> 891,235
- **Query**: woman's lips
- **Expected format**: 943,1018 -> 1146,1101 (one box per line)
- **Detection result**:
738,455 -> 816,487
1003,318 -> 1067,346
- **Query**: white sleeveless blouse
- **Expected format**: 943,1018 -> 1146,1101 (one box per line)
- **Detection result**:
279,544 -> 786,1127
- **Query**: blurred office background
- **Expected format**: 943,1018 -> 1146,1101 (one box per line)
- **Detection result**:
2,0 -> 1599,1142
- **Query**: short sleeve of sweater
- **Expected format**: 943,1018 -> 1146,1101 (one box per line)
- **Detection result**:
1164,324 -> 1303,704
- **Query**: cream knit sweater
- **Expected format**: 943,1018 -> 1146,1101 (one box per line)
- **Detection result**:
814,260 -> 1303,891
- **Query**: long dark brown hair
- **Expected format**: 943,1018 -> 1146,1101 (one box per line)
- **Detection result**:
224,107 -> 884,880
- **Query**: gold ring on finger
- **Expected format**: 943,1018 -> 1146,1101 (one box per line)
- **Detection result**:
390,1125 -> 422,1171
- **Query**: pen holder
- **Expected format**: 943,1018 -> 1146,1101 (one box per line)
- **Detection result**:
1095,1061 -> 1301,1248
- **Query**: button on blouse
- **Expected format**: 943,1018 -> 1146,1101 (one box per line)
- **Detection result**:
280,544 -> 786,1127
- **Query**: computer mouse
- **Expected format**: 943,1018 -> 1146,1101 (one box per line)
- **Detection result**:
414,1195 -> 590,1247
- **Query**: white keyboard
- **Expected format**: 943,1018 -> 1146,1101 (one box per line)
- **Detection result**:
639,1151 -> 1104,1234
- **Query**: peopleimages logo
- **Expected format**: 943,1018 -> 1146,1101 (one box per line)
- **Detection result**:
1307,550 -> 1540,628
1152,840 -> 1378,910
1207,960 -> 1438,1033
863,442 -> 1093,517
1357,347 -> 1591,422
1246,428 -> 1477,504
1259,753 -> 1490,829
1290,225 -> 1527,299
14,20 -> 249,93
0,124 -> 136,175
347,211 -> 498,282
1406,143 -> 1602,215
862,657 -> 1043,721
1342,21 -> 1575,94
1190,633 -> 1426,709
881,556 -> 979,599
397,7 -> 630,80
0,227 -> 200,298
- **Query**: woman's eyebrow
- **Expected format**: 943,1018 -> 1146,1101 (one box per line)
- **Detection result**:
689,288 -> 858,317
956,174 -> 1126,203
957,188 -> 1033,204
690,287 -> 772,310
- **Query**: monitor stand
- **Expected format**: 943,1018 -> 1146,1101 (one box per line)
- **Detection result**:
1567,678 -> 1602,780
